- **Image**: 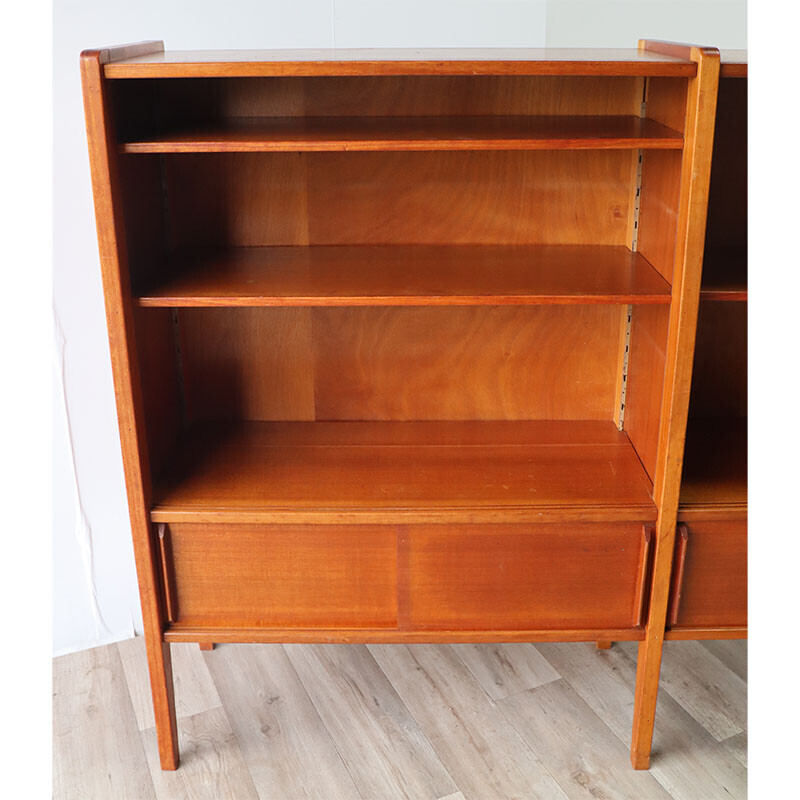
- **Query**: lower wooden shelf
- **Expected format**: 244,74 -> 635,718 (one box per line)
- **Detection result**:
151,421 -> 656,637
679,417 -> 747,510
151,419 -> 657,524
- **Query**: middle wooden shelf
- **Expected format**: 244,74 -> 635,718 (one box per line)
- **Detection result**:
134,244 -> 671,307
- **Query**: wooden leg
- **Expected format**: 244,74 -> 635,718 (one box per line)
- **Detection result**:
630,636 -> 665,770
596,641 -> 612,650
145,637 -> 179,770
198,642 -> 215,651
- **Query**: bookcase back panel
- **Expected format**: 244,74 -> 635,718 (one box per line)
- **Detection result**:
165,150 -> 635,247
688,301 -> 747,419
705,78 -> 747,250
176,305 -> 621,422
113,75 -> 644,134
177,307 -> 316,423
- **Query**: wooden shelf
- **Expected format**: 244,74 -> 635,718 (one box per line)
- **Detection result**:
679,417 -> 747,509
700,246 -> 747,301
120,115 -> 683,154
104,47 -> 698,79
151,420 -> 657,524
135,245 -> 671,307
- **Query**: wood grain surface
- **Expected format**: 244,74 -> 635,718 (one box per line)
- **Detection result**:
679,418 -> 746,508
54,637 -> 747,799
81,43 -> 180,770
666,519 -> 747,630
630,40 -> 720,771
81,38 -> 735,777
164,523 -> 399,629
175,305 -> 624,423
132,74 -> 645,122
135,245 -> 671,307
149,420 -> 657,524
120,114 -> 683,153
165,150 -> 635,248
103,47 -> 698,79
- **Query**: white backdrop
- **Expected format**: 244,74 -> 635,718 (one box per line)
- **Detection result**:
53,0 -> 747,656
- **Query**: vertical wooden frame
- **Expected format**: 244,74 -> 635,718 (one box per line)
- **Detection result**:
80,41 -> 180,770
630,40 -> 720,770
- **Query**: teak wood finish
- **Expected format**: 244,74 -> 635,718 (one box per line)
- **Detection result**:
629,39 -> 720,770
81,41 -> 731,772
673,52 -> 748,645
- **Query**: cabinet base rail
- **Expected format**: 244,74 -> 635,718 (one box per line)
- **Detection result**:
165,626 -> 646,644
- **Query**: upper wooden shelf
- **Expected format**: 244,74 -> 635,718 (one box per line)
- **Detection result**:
134,245 -> 672,308
104,47 -> 698,79
150,420 -> 657,524
679,417 -> 747,510
120,115 -> 683,154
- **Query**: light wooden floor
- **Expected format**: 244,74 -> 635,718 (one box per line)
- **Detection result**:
53,638 -> 746,799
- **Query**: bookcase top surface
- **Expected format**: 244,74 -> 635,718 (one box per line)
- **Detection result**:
720,49 -> 747,77
102,47 -> 698,78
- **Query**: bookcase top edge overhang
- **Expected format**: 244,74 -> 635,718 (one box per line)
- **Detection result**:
99,47 -> 699,79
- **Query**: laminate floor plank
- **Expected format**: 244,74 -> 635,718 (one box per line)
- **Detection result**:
722,731 -> 747,769
617,641 -> 747,741
449,642 -> 561,700
53,644 -> 156,800
285,643 -> 457,800
535,642 -> 747,800
141,707 -> 258,799
700,640 -> 748,681
204,644 -> 361,800
369,643 -> 569,800
118,638 -> 221,730
499,677 -> 672,799
54,638 -> 747,799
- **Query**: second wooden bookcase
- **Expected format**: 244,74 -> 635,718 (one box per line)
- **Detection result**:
670,51 -> 748,638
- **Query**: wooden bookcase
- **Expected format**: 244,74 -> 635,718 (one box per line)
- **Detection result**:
81,40 -> 724,771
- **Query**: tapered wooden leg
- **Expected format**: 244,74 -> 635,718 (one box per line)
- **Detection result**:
198,642 -> 215,651
630,636 -> 665,769
145,638 -> 179,770
596,641 -> 612,650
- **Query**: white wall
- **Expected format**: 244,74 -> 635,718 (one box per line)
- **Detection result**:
53,0 -> 746,656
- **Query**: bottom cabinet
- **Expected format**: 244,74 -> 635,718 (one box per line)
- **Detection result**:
668,518 -> 748,631
158,521 -> 653,635
160,523 -> 400,629
403,523 -> 652,631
